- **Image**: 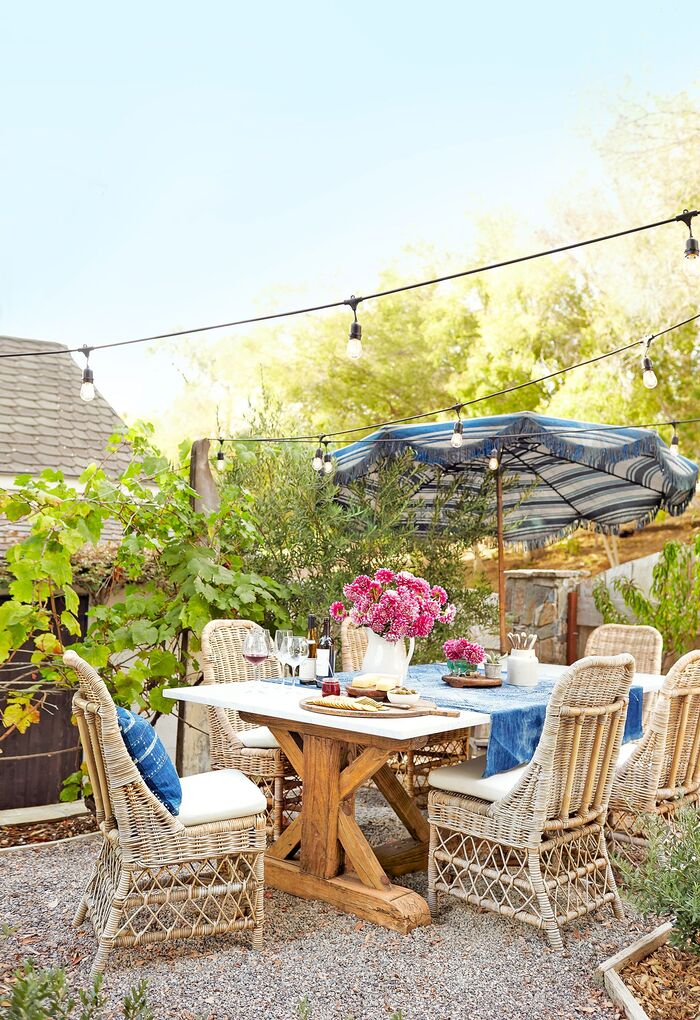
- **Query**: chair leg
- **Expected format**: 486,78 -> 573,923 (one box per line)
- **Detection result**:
427,822 -> 439,916
251,850 -> 265,949
600,828 -> 625,919
73,895 -> 89,927
527,849 -> 564,951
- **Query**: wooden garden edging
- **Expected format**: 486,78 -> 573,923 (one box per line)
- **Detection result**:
595,922 -> 673,1020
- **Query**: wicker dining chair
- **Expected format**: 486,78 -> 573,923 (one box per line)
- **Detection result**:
340,618 -> 471,801
64,650 -> 267,980
201,619 -> 302,839
585,623 -> 663,675
608,649 -> 700,850
427,654 -> 634,949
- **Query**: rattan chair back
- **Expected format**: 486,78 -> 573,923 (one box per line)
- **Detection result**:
616,650 -> 700,806
65,649 -> 185,853
340,618 -> 368,672
585,623 -> 663,675
201,619 -> 283,753
503,654 -> 634,830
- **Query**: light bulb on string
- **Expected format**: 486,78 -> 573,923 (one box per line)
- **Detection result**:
670,425 -> 680,458
80,347 -> 95,402
216,440 -> 226,472
345,295 -> 363,359
322,444 -> 333,475
488,447 -> 500,472
312,439 -> 324,472
641,339 -> 658,389
450,407 -> 464,449
681,209 -> 700,275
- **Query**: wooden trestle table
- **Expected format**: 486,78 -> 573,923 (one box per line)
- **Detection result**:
165,682 -> 488,933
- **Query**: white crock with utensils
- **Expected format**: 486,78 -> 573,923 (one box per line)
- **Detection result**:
506,632 -> 539,687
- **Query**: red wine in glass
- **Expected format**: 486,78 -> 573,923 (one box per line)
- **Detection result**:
243,654 -> 268,666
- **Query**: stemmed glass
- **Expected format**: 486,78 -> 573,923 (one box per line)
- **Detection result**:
283,636 -> 309,686
274,629 -> 293,682
242,627 -> 273,690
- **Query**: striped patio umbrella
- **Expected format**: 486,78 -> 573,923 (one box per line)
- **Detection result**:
332,412 -> 698,650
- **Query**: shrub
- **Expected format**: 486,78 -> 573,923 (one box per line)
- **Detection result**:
617,807 -> 700,954
593,535 -> 700,662
227,405 -> 499,663
0,963 -> 152,1019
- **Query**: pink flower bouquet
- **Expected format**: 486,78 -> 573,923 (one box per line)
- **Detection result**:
329,569 -> 456,642
443,637 -> 485,674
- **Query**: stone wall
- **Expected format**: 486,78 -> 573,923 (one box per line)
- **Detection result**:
505,569 -> 588,664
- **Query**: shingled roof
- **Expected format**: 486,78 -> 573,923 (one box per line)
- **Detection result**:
0,336 -> 131,477
0,336 -> 130,559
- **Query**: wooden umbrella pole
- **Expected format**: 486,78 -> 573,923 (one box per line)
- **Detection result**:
496,468 -> 507,654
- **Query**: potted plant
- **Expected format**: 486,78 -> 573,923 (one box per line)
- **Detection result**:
484,651 -> 503,679
443,637 -> 485,675
330,569 -> 456,682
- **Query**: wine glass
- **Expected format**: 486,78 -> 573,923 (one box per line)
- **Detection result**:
284,636 -> 309,686
274,629 -> 293,682
242,627 -> 273,689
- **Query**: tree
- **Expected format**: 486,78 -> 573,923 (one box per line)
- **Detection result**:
0,425 -> 287,750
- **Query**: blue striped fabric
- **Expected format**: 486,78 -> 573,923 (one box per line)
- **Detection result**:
332,412 -> 698,548
116,707 -> 182,815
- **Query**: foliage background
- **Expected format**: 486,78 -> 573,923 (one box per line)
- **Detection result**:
152,91 -> 700,465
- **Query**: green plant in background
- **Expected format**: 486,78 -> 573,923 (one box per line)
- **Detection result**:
593,535 -> 700,662
0,424 -> 287,757
0,964 -> 153,1020
227,404 -> 498,663
617,808 -> 700,954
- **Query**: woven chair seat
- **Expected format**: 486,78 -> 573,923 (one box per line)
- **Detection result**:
178,769 -> 267,826
429,755 -> 527,802
236,726 -> 279,749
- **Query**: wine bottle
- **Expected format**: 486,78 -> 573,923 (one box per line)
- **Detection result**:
315,617 -> 334,686
299,614 -> 318,685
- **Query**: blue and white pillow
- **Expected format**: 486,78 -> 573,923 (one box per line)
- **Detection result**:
116,707 -> 182,815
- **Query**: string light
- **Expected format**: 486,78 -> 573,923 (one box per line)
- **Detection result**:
670,424 -> 680,457
322,443 -> 333,475
80,347 -> 95,402
1,210 -> 698,363
450,407 -> 464,448
641,338 -> 658,389
216,439 -> 226,472
346,296 -> 363,359
680,209 -> 700,275
488,447 -> 500,471
312,439 -> 324,472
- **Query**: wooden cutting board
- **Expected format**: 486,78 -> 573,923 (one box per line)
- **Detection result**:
300,696 -> 460,719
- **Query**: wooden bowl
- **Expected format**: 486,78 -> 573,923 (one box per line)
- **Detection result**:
345,685 -> 389,701
442,673 -> 502,688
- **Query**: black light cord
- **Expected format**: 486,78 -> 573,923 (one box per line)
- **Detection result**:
0,208 -> 697,360
210,415 -> 700,446
202,309 -> 700,444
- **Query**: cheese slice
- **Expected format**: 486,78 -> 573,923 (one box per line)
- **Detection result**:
374,676 -> 400,692
350,674 -> 381,689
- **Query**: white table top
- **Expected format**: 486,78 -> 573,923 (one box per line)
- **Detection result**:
164,663 -> 664,742
163,682 -> 490,741
527,662 -> 664,694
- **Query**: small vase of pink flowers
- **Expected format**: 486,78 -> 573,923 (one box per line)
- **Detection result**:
443,637 -> 485,676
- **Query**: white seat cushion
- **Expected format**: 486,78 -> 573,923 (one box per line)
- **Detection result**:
616,740 -> 639,768
237,726 -> 280,749
178,769 -> 267,826
429,755 -> 528,803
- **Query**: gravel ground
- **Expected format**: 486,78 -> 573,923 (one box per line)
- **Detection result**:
0,792 -> 656,1020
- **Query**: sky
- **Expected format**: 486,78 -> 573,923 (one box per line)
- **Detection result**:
1,1 -> 698,423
